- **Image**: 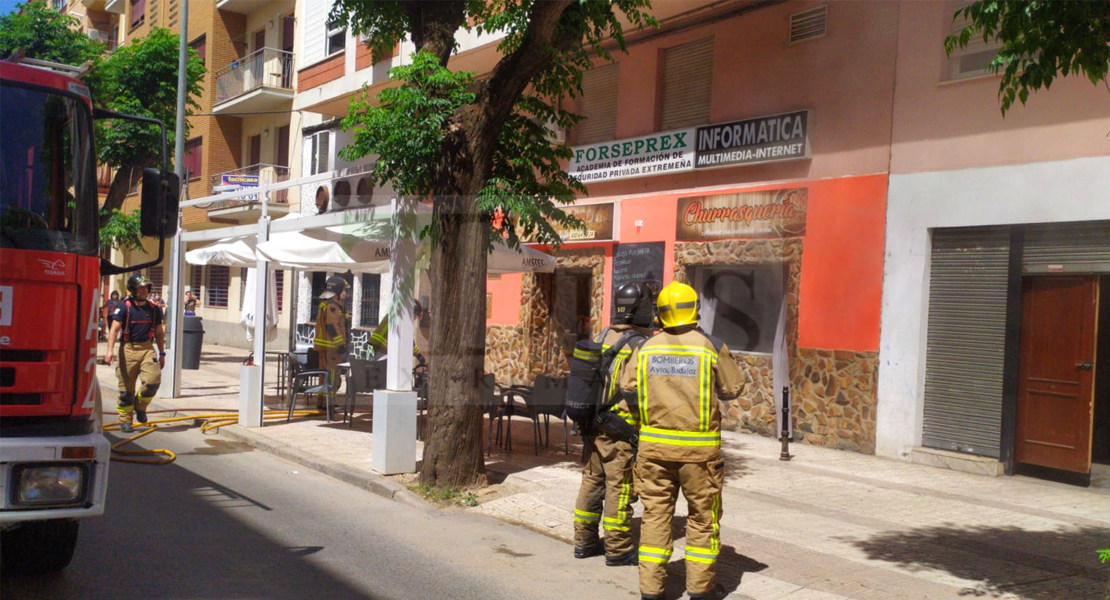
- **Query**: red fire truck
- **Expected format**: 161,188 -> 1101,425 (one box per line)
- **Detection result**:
0,55 -> 178,573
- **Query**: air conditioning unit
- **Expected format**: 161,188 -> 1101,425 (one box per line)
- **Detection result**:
87,29 -> 110,41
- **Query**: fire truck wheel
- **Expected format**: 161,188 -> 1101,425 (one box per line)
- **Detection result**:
1,519 -> 79,574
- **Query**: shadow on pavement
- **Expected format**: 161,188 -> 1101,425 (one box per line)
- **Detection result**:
847,524 -> 1109,599
662,544 -> 769,599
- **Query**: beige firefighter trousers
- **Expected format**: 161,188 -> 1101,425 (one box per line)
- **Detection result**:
635,455 -> 724,596
573,430 -> 637,556
116,341 -> 161,426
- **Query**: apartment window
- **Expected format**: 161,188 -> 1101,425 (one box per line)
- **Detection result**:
660,37 -> 714,131
189,265 -> 203,298
206,265 -> 230,308
130,0 -> 145,29
360,274 -> 381,326
184,138 -> 202,181
576,63 -> 619,145
326,19 -> 345,57
310,272 -> 327,320
689,264 -> 785,354
309,131 -> 331,175
189,35 -> 206,66
275,270 -> 285,312
146,266 -> 164,296
947,1 -> 1002,80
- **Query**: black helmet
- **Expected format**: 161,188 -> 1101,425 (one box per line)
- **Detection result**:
614,281 -> 657,328
126,273 -> 152,295
319,275 -> 349,300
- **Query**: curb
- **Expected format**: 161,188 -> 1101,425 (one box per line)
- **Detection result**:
216,424 -> 437,514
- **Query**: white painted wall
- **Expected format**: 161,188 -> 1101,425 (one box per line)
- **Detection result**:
877,155 -> 1110,460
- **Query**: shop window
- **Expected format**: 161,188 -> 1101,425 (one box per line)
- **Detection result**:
576,63 -> 619,145
360,273 -> 381,326
206,265 -> 230,308
689,264 -> 785,354
660,37 -> 714,131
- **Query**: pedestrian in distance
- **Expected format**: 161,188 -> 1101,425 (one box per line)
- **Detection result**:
314,276 -> 350,412
618,281 -> 746,600
183,289 -> 199,316
573,281 -> 657,567
105,274 -> 166,434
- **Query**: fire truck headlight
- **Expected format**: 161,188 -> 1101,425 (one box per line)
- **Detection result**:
13,463 -> 88,507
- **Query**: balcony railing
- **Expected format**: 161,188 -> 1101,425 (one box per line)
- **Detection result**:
215,48 -> 294,106
210,164 -> 290,210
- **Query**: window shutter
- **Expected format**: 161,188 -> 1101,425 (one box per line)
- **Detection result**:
660,37 -> 714,131
577,63 -> 619,145
317,132 -> 330,173
947,1 -> 1001,79
789,6 -> 827,44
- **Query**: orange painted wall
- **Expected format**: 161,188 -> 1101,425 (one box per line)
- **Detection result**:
487,174 -> 887,353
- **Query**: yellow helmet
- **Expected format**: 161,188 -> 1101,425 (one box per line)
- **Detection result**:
655,281 -> 699,329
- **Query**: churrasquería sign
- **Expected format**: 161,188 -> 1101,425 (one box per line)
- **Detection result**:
695,110 -> 809,169
568,129 -> 695,183
676,188 -> 808,240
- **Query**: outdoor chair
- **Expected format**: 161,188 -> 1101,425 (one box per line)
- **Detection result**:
503,375 -> 569,455
286,349 -> 335,423
479,373 -> 507,456
344,359 -> 386,428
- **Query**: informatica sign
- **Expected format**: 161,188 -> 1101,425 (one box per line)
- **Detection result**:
567,129 -> 696,183
566,110 -> 810,182
695,110 -> 809,169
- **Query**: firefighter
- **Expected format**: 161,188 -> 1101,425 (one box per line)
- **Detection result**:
618,281 -> 745,600
314,276 -> 349,411
367,301 -> 424,359
104,274 -> 166,434
574,281 -> 657,566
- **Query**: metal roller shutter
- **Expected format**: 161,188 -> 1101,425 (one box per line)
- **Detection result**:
661,37 -> 714,131
577,63 -> 619,145
1024,221 -> 1110,274
922,227 -> 1011,457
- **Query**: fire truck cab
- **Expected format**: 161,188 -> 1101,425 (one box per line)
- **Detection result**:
0,55 -> 178,573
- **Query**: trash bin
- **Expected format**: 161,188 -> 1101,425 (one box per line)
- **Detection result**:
182,316 -> 204,370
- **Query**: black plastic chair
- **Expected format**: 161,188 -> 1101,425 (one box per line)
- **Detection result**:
523,375 -> 569,455
500,382 -> 545,455
479,373 -> 507,456
286,349 -> 334,422
344,358 -> 386,428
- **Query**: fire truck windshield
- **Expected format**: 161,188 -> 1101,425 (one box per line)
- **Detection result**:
0,81 -> 98,255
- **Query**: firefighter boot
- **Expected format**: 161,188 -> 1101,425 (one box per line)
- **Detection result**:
688,584 -> 727,600
605,550 -> 638,566
118,415 -> 133,434
574,541 -> 603,559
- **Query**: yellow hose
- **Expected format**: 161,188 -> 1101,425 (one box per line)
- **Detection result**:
104,409 -> 326,465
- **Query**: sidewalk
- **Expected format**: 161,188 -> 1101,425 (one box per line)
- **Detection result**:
98,343 -> 1110,600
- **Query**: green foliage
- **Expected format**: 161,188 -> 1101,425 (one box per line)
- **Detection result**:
0,1 -> 105,65
83,28 -> 205,171
945,0 -> 1110,115
99,208 -> 144,252
1100,548 -> 1110,563
409,484 -> 478,507
332,0 -> 656,251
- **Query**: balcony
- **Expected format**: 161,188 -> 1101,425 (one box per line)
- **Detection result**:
215,0 -> 258,14
213,48 -> 295,114
207,164 -> 291,223
102,0 -> 125,14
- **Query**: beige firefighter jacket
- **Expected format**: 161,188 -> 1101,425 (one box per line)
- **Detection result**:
314,298 -> 348,368
619,326 -> 746,462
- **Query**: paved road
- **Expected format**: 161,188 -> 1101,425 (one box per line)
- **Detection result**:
2,422 -> 643,600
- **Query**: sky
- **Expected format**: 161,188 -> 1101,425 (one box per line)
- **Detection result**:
0,0 -> 21,18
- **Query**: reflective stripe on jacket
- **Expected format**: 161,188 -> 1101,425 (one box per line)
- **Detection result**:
598,324 -> 651,426
314,299 -> 347,349
619,326 -> 745,462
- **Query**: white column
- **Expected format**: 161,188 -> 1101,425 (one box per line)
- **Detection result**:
239,209 -> 270,427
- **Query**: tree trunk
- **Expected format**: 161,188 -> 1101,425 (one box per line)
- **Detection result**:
421,192 -> 490,487
99,160 -> 150,228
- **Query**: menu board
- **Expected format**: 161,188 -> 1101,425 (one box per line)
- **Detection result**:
610,242 -> 666,319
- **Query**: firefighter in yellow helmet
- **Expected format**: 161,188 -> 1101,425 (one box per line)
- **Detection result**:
573,281 -> 656,566
618,281 -> 746,600
314,276 -> 349,411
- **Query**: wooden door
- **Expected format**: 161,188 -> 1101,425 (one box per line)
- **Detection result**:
249,135 -> 261,167
254,29 -> 266,53
1016,276 -> 1098,474
276,126 -> 290,167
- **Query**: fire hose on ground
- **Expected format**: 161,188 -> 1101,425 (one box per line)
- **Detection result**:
102,409 -> 326,465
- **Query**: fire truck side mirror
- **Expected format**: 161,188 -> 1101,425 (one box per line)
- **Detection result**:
140,168 -> 180,238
